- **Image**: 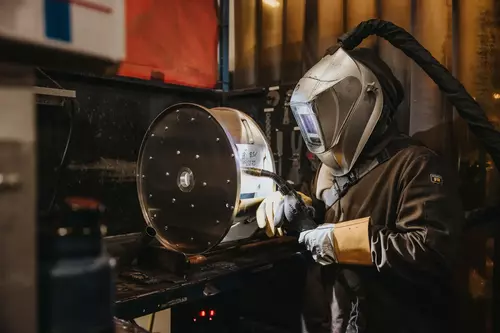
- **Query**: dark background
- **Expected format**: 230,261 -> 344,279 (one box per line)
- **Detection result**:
36,71 -> 275,236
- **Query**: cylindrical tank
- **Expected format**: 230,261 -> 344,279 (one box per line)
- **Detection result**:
136,103 -> 275,255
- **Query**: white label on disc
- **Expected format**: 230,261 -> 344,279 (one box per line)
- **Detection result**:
236,144 -> 265,168
236,144 -> 266,196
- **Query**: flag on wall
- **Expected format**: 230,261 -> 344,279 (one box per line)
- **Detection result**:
118,0 -> 218,89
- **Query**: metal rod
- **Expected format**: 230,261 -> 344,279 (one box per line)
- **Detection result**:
219,0 -> 230,91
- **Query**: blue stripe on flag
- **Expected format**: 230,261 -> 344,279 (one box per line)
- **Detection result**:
44,0 -> 71,42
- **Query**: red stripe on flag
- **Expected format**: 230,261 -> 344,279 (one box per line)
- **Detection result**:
56,0 -> 113,14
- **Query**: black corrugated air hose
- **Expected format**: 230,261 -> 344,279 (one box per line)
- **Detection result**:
327,19 -> 500,171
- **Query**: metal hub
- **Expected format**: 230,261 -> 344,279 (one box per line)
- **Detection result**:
177,167 -> 195,192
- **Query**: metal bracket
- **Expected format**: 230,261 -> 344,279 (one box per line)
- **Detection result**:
34,86 -> 76,106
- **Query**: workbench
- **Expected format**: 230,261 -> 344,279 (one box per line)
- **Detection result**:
114,237 -> 306,320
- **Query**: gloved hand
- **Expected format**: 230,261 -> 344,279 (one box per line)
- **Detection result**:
256,191 -> 314,237
298,224 -> 337,265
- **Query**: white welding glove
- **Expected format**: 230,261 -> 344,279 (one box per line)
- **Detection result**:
298,224 -> 337,265
256,191 -> 313,237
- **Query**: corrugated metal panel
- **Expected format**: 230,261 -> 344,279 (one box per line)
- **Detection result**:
378,0 -> 411,133
317,0 -> 344,57
409,0 -> 453,157
282,0 -> 306,83
234,0 -> 257,88
457,0 -> 497,125
345,0 -> 377,47
455,0 -> 491,170
302,0 -> 320,70
259,0 -> 284,86
454,5 -> 498,333
456,0 -> 499,210
302,0 -> 345,71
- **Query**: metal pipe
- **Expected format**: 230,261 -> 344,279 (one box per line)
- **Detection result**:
219,0 -> 230,91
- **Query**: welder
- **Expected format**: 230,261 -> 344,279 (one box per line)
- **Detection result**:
255,19 -> 500,333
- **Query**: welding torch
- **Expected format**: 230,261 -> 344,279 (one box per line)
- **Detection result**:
241,167 -> 317,233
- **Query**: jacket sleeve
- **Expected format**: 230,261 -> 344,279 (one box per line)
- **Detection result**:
370,153 -> 463,279
331,152 -> 463,280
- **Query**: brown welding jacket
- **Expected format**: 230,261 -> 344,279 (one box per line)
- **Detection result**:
301,134 -> 464,333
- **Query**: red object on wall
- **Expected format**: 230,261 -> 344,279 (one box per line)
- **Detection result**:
118,0 -> 219,89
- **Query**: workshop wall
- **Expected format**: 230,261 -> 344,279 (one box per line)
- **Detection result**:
230,2 -> 500,332
118,0 -> 219,89
231,0 -> 500,210
37,0 -> 221,236
37,72 -> 219,236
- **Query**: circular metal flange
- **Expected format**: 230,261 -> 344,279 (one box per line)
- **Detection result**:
137,103 -> 240,255
177,167 -> 195,192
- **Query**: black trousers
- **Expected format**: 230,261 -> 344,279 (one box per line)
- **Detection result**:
301,263 -> 367,333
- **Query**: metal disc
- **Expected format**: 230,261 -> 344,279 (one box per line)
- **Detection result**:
137,103 -> 240,254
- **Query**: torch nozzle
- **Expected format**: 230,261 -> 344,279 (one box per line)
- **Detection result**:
241,167 -> 316,232
241,167 -> 293,196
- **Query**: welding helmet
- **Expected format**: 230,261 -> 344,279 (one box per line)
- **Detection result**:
303,18 -> 500,175
290,47 -> 398,177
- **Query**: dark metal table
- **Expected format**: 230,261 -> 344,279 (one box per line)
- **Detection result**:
115,237 -> 305,320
